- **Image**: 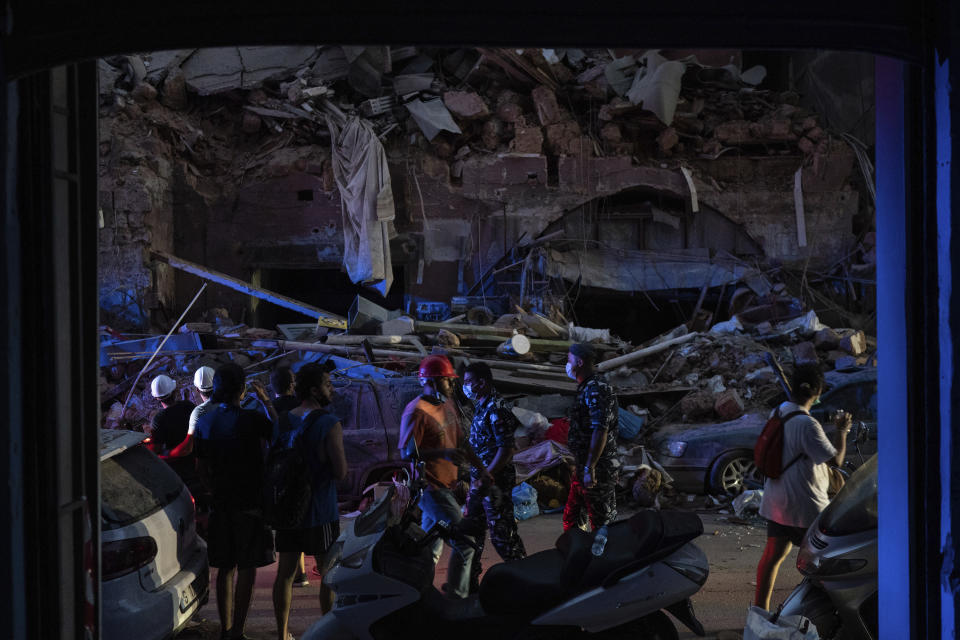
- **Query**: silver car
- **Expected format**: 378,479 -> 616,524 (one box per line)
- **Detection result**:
100,430 -> 209,640
650,368 -> 878,495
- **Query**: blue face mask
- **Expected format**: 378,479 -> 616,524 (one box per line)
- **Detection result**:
811,397 -> 821,406
462,384 -> 475,400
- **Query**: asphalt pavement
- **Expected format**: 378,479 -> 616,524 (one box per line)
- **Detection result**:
178,508 -> 802,640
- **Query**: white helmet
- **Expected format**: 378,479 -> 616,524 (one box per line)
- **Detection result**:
150,374 -> 177,399
193,366 -> 215,393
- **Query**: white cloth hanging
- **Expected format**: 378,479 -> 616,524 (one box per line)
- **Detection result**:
326,114 -> 395,296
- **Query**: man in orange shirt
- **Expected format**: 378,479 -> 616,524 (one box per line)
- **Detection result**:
398,355 -> 490,599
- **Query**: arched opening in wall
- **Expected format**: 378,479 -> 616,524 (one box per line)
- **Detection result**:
550,187 -> 765,343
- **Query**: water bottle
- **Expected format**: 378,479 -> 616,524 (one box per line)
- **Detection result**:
591,525 -> 608,556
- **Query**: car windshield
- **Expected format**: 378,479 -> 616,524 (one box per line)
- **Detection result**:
101,445 -> 185,530
814,379 -> 878,424
818,453 -> 878,536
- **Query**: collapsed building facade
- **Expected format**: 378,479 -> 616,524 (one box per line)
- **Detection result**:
96,45 -> 878,506
98,46 -> 875,338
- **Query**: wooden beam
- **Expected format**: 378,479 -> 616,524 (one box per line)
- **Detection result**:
324,334 -> 403,346
150,249 -> 347,329
596,332 -> 697,372
492,369 -> 579,394
250,339 -> 419,360
459,334 -> 574,352
462,357 -> 564,374
415,321 -> 517,337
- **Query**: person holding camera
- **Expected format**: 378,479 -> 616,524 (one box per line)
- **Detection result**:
754,364 -> 853,610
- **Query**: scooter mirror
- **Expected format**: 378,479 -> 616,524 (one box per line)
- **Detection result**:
856,422 -> 870,445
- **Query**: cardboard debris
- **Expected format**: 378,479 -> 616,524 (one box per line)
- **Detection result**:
839,330 -> 867,355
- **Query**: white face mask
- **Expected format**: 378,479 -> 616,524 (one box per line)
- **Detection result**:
565,362 -> 577,380
462,384 -> 475,400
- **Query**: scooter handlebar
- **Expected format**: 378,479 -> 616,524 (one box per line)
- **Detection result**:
421,519 -> 482,557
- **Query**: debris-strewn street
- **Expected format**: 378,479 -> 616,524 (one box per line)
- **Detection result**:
96,44 -> 878,640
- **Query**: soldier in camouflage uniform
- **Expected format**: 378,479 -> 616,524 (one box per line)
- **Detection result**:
563,343 -> 621,532
460,362 -> 527,568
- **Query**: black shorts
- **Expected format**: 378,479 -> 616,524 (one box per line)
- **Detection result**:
276,521 -> 340,561
766,519 -> 808,546
207,508 -> 276,569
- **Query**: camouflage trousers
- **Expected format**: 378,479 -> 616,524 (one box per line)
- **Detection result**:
562,474 -> 617,532
462,482 -> 527,591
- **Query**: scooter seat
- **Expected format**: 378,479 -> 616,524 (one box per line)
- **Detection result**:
479,528 -> 594,616
578,510 -> 703,586
478,549 -> 565,615
478,511 -> 703,616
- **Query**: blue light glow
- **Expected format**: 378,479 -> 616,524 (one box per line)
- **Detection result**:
875,56 -> 911,639
936,53 -> 955,640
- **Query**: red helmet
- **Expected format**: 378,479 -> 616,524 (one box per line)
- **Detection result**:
418,355 -> 457,379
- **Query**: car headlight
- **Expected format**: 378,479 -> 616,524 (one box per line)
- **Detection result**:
661,441 -> 688,457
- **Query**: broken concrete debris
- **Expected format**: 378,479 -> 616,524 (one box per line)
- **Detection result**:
839,329 -> 867,355
99,45 -> 876,514
99,264 -> 875,520
791,341 -> 818,367
713,389 -> 745,421
99,44 -> 872,338
443,91 -> 490,120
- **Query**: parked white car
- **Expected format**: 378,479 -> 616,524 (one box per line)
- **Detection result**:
100,429 -> 209,640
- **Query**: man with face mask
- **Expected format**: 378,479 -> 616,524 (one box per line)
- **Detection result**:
398,355 -> 490,599
461,362 -> 526,566
563,343 -> 620,532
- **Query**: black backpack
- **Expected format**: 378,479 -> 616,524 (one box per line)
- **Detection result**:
262,412 -> 321,529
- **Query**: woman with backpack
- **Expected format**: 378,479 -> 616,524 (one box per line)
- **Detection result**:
270,362 -> 348,640
754,363 -> 853,610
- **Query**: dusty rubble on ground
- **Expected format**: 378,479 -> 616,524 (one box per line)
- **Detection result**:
100,271 -> 876,514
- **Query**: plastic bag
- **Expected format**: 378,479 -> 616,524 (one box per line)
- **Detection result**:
512,407 -> 550,429
618,407 -> 646,441
710,316 -> 744,335
512,407 -> 550,441
512,482 -> 540,521
732,489 -> 764,516
744,606 -> 820,640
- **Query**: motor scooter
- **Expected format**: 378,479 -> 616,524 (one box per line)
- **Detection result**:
778,452 -> 878,640
303,471 -> 711,640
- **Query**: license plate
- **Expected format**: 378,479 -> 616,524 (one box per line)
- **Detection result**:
178,584 -> 196,613
179,567 -> 208,613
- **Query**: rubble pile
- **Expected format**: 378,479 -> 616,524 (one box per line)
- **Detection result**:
99,46 -> 839,188
96,46 -> 878,512
98,45 -> 874,344
100,277 -> 876,514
